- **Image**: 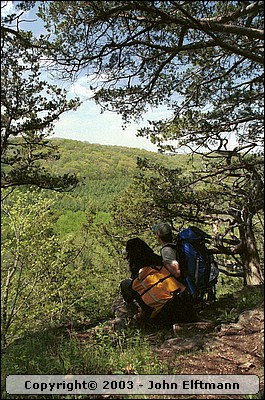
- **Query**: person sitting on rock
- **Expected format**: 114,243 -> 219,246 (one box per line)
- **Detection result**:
120,237 -> 197,326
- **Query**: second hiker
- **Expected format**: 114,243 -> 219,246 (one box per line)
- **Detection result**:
152,222 -> 186,285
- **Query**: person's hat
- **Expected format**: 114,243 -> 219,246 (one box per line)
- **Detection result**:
152,222 -> 172,236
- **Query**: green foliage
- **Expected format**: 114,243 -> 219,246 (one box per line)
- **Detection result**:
70,230 -> 127,321
216,274 -> 244,298
235,285 -> 264,314
53,210 -> 87,237
1,189 -> 92,348
80,324 -> 166,375
216,308 -> 239,324
215,283 -> 264,325
1,181 -> 263,399
1,326 -> 166,399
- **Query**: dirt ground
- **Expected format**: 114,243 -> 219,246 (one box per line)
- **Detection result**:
151,300 -> 264,399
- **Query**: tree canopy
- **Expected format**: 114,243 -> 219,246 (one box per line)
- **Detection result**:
1,1 -> 80,193
38,0 -> 264,154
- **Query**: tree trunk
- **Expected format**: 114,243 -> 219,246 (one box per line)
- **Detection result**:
239,211 -> 264,285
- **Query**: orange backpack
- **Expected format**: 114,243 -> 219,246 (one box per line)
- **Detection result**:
132,265 -> 186,318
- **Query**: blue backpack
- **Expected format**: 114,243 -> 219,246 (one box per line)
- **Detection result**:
176,226 -> 219,304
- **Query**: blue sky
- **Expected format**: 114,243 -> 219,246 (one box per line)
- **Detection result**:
3,1 -> 175,152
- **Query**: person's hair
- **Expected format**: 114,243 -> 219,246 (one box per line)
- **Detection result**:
126,237 -> 162,276
153,222 -> 173,243
159,231 -> 173,243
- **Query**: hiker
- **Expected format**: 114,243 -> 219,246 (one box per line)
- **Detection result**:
120,237 -> 197,326
152,222 -> 185,284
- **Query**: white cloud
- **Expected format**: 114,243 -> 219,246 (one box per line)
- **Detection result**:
69,82 -> 95,99
68,74 -> 110,99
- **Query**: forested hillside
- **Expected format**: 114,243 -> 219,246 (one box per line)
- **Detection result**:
43,138 -> 197,236
50,138 -> 160,213
49,138 -> 192,211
